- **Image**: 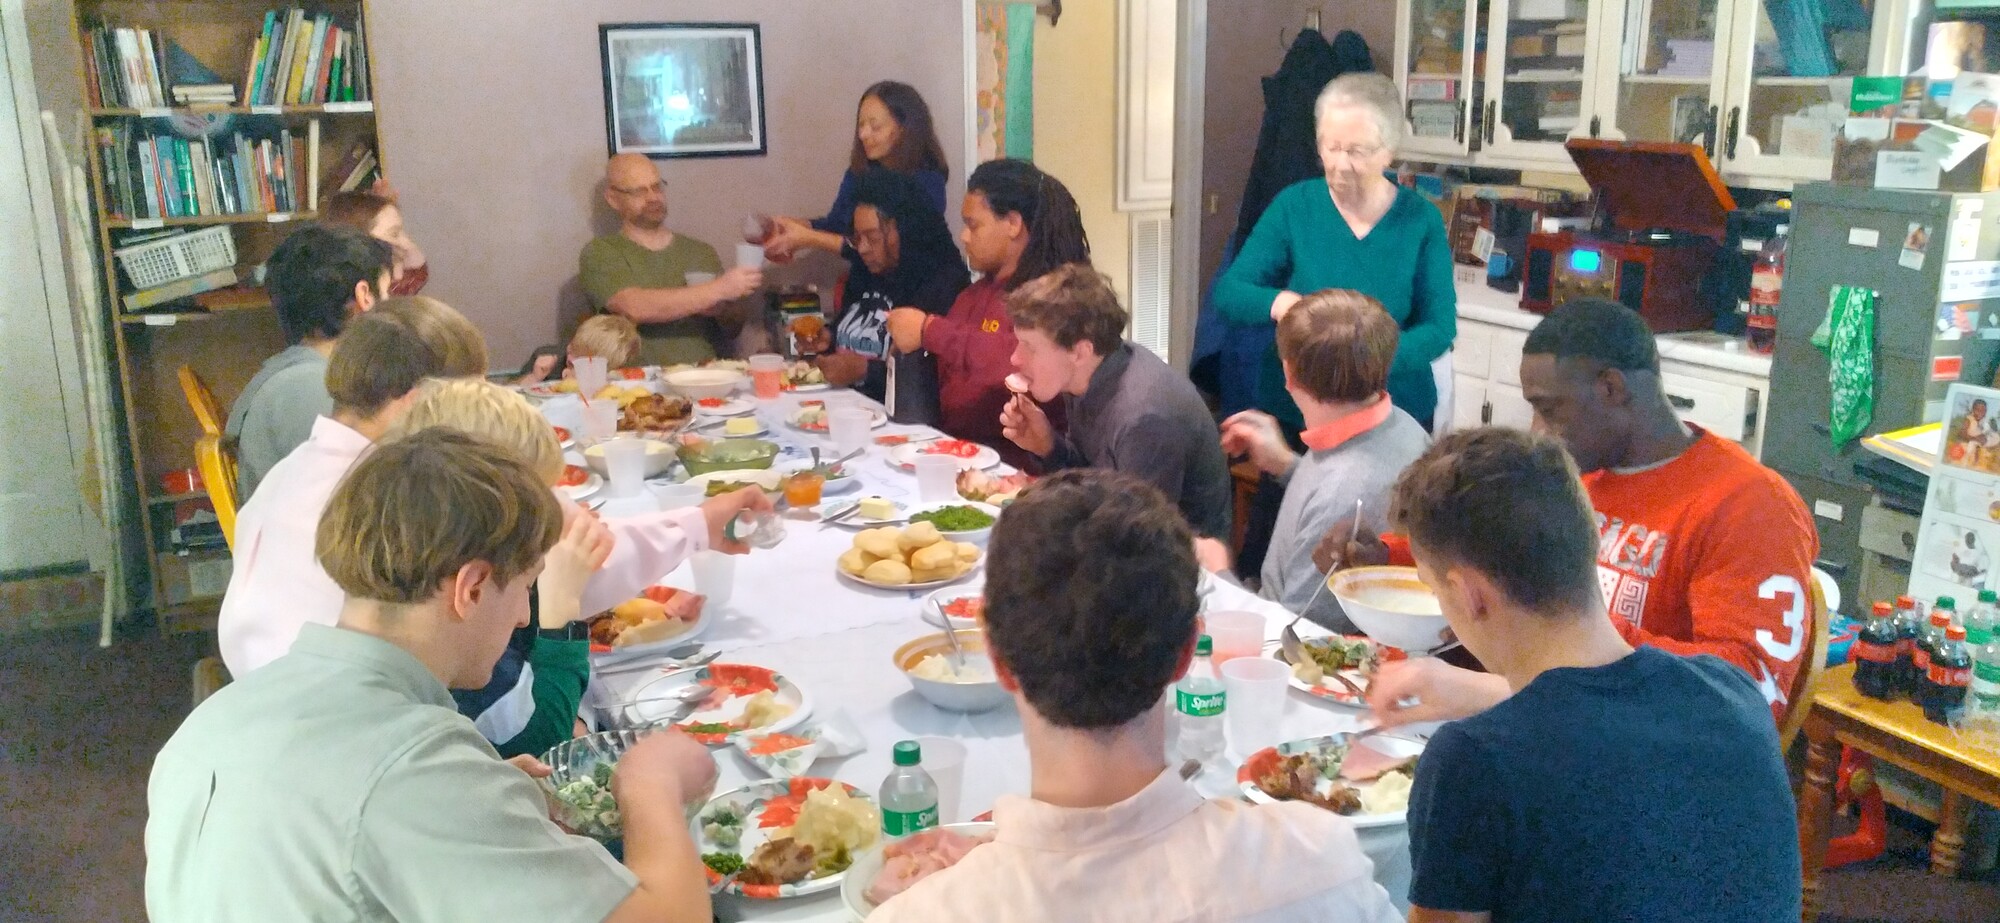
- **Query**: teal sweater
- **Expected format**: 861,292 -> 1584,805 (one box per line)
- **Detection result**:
1214,181 -> 1457,430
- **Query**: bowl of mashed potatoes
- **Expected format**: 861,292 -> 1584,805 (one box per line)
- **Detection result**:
893,630 -> 1011,713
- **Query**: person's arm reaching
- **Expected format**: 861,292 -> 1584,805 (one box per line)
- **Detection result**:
603,732 -> 719,923
605,267 -> 762,325
581,488 -> 773,616
1211,189 -> 1297,325
1388,208 -> 1459,380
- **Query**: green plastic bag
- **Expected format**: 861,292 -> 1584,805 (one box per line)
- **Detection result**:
1820,286 -> 1876,448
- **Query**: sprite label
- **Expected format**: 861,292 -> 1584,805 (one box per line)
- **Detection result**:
882,805 -> 938,837
1177,689 -> 1225,718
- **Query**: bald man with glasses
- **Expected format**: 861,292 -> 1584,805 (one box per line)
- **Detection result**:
579,153 -> 763,365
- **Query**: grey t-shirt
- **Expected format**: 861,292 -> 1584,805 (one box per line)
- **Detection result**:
225,345 -> 332,499
1262,407 -> 1429,633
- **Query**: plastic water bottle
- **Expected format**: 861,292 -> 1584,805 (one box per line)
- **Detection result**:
1176,635 -> 1226,763
879,740 -> 939,838
1968,618 -> 2000,724
1968,590 -> 1998,643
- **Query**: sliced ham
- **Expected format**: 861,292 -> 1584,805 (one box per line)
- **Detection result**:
866,829 -> 994,905
1339,740 -> 1418,782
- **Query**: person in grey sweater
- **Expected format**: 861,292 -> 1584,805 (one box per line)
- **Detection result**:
998,265 -> 1233,538
1197,289 -> 1428,632
226,225 -> 392,499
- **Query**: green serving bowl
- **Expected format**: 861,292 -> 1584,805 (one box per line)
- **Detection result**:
677,438 -> 779,476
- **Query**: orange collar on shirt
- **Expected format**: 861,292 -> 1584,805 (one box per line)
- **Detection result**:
1299,396 -> 1392,452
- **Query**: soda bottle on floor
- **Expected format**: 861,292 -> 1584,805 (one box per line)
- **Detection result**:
879,740 -> 939,838
1893,595 -> 1923,699
1852,601 -> 1901,701
1176,635 -> 1226,763
1969,616 -> 2000,724
1924,626 -> 1974,725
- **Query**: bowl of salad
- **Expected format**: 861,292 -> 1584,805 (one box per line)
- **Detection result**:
541,729 -> 713,842
904,501 -> 1002,546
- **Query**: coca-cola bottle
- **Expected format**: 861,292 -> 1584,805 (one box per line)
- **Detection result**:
1893,595 -> 1924,698
1852,601 -> 1901,701
1923,625 -> 1974,725
1745,224 -> 1787,354
1916,607 -> 1953,690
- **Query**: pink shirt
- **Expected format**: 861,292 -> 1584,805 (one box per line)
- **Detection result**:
218,416 -> 710,675
872,768 -> 1402,923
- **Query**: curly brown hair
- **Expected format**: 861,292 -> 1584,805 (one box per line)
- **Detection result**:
983,470 -> 1199,728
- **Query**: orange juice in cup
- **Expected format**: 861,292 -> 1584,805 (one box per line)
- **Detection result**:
783,471 -> 825,507
748,353 -> 785,400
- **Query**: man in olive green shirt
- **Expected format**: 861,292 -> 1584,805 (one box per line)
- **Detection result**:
580,154 -> 763,365
146,430 -> 718,923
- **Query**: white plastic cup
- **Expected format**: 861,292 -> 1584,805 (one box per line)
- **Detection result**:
684,271 -> 717,286
1204,610 -> 1266,667
828,408 -> 872,456
748,353 -> 786,400
649,482 -> 705,510
580,401 -> 619,443
1221,657 -> 1290,757
574,356 -> 608,398
690,550 -> 735,608
914,736 -> 968,824
735,242 -> 766,269
603,437 -> 647,497
913,455 -> 960,504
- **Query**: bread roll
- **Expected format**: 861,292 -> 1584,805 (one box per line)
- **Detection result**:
863,558 -> 913,585
899,522 -> 942,551
857,528 -> 903,560
954,542 -> 979,563
911,565 -> 954,583
838,548 -> 871,576
910,540 -> 958,573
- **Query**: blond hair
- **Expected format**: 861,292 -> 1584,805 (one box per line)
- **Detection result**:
384,378 -> 566,486
570,314 -> 641,369
327,295 -> 489,417
317,428 -> 561,605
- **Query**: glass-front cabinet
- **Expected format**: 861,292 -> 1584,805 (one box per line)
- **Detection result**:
1478,0 -> 1600,165
1593,0 -> 1729,155
1396,0 -> 1489,159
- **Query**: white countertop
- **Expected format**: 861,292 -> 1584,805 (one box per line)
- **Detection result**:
1453,279 -> 1772,380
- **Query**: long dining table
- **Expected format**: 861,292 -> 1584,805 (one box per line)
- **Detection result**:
537,382 -> 1423,922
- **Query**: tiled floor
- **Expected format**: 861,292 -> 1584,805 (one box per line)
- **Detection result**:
0,623 -> 1996,921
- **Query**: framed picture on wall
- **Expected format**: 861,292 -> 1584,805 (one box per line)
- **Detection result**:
599,22 -> 766,159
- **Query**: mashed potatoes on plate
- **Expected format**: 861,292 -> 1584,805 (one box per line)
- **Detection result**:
910,653 -> 995,684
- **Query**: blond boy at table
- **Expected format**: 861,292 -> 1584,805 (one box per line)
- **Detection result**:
1390,428 -> 1799,923
148,429 -> 719,923
871,470 -> 1401,923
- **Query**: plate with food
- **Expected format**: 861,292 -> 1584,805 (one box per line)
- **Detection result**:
700,415 -> 771,439
923,584 -> 984,630
696,778 -> 877,899
521,379 -> 580,399
1237,733 -> 1425,828
789,402 -> 888,433
620,393 -> 695,434
956,468 -> 1031,505
1273,635 -> 1403,706
841,822 -> 995,918
781,361 -> 829,392
684,469 -> 784,497
905,502 -> 1001,545
732,728 -> 823,779
557,464 -> 602,501
835,523 -> 982,590
625,663 -> 812,745
820,496 -> 910,526
586,586 -> 708,659
888,440 -> 1000,472
694,396 -> 757,417
776,459 -> 861,496
553,425 -> 573,449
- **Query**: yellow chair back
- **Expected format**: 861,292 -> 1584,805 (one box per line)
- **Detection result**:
195,434 -> 239,550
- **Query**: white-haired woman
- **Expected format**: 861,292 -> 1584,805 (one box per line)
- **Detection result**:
1214,72 -> 1455,433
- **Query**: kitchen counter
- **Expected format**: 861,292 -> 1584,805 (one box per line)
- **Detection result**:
1453,278 -> 1772,380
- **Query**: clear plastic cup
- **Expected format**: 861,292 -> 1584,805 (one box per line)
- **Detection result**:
913,736 -> 967,824
735,242 -> 767,269
1221,657 -> 1290,757
580,401 -> 619,443
748,353 -> 785,400
691,550 -> 735,608
913,455 -> 960,504
1204,610 -> 1266,666
602,437 -> 647,497
828,408 -> 872,455
574,356 -> 608,399
684,271 -> 717,286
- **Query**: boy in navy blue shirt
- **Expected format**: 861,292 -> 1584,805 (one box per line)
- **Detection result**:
1391,427 -> 1800,923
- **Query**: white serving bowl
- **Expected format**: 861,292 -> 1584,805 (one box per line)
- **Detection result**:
581,438 -> 677,479
1329,566 -> 1452,653
905,501 -> 1002,546
894,631 -> 1011,713
662,368 -> 746,401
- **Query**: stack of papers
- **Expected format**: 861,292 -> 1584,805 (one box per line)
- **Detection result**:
1861,423 -> 1941,475
1658,39 -> 1714,77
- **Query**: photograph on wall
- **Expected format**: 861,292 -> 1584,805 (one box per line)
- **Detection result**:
599,23 -> 765,159
1911,384 -> 2000,605
1917,515 -> 2000,593
1942,388 -> 2000,474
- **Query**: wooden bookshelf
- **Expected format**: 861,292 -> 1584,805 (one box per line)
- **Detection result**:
70,0 -> 385,629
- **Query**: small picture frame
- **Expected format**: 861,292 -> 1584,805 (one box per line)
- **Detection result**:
599,22 -> 766,159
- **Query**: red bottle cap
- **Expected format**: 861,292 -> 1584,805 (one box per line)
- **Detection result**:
1933,613 -> 1954,627
1897,595 -> 1916,608
1872,601 -> 1893,616
1948,626 -> 1968,642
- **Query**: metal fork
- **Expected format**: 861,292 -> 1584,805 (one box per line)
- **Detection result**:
1279,498 -> 1364,671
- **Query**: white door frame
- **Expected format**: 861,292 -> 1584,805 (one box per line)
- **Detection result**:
1168,0 -> 1205,372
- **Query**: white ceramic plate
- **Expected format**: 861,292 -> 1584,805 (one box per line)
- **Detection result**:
559,467 -> 603,502
888,441 -> 1000,472
693,397 -> 757,417
586,587 -> 712,665
923,584 -> 984,630
820,496 -> 912,526
1236,733 -> 1425,828
836,558 -> 982,592
625,663 -> 811,745
699,418 -> 772,439
1263,638 -> 1384,708
787,381 -> 831,393
789,404 -> 888,433
694,777 -> 871,899
840,822 -> 997,919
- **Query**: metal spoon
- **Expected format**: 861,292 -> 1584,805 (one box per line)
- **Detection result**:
941,627 -> 969,670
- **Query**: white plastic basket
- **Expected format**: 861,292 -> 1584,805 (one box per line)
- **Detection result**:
113,225 -> 237,290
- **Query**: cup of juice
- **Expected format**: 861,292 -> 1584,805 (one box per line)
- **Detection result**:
783,471 -> 825,508
748,353 -> 785,400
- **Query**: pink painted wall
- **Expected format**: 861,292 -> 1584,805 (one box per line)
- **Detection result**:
365,1 -> 968,366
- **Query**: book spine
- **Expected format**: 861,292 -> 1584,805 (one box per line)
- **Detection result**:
328,31 -> 345,104
353,15 -> 369,100
286,11 -> 312,105
134,28 -> 161,108
255,141 -> 273,213
135,136 -> 157,219
270,10 -> 299,106
246,11 -> 274,106
307,118 -> 320,212
175,137 -> 195,216
113,30 -> 141,109
81,30 -> 102,107
314,24 -> 338,104
189,139 -> 211,216
235,135 -> 254,214
301,15 -> 325,105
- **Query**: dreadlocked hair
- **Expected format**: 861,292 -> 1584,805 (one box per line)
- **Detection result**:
967,159 -> 1091,291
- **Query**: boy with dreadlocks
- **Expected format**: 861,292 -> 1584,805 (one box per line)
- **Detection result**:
888,159 -> 1090,470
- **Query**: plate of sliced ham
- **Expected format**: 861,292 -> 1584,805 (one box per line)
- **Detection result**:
841,822 -> 996,919
1236,733 -> 1425,828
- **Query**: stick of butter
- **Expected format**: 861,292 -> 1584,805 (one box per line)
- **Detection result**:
858,497 -> 896,520
725,417 -> 760,436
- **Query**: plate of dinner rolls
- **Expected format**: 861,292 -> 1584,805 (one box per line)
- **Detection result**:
835,522 -> 982,590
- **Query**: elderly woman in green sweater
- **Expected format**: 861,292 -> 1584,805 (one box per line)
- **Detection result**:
1214,72 -> 1456,433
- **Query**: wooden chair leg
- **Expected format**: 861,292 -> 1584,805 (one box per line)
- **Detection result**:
1931,790 -> 1969,878
1796,728 -> 1839,921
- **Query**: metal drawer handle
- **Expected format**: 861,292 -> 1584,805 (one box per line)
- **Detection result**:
1668,394 -> 1696,411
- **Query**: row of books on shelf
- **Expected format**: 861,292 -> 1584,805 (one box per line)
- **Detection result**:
81,25 -> 173,109
245,9 -> 371,107
96,121 -> 322,221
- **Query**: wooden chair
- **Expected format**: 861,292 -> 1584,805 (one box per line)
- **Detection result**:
191,655 -> 230,706
177,364 -> 225,437
1778,576 -> 1834,751
194,434 -> 239,550
1228,461 -> 1261,559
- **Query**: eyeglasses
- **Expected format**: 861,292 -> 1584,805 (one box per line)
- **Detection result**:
847,227 -> 888,250
610,181 -> 667,197
1321,142 -> 1384,160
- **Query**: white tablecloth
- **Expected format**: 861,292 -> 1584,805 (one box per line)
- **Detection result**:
541,388 -> 1419,922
